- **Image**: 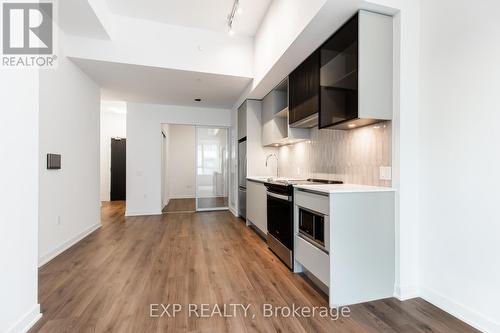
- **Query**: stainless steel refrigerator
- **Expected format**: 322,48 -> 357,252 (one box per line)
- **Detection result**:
238,139 -> 247,219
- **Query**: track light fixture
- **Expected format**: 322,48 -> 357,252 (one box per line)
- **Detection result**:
227,0 -> 240,36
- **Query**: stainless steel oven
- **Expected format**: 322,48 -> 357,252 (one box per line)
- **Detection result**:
298,207 -> 328,252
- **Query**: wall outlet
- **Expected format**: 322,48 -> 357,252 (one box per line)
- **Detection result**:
379,166 -> 392,181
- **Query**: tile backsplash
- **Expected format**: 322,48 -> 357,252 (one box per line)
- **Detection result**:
278,121 -> 392,187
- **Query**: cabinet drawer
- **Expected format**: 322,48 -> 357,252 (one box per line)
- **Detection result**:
295,235 -> 329,286
294,190 -> 329,215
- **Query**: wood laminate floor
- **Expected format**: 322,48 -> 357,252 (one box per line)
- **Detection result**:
197,196 -> 228,209
163,197 -> 229,212
163,198 -> 196,213
31,201 -> 479,333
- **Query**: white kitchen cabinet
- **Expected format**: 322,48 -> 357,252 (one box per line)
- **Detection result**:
261,78 -> 310,147
246,179 -> 267,235
237,102 -> 247,140
262,90 -> 287,146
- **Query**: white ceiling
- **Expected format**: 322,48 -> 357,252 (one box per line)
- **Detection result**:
71,58 -> 251,108
58,0 -> 110,39
105,0 -> 272,36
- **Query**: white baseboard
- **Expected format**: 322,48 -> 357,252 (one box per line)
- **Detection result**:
6,304 -> 42,333
229,206 -> 238,217
421,286 -> 500,333
394,283 -> 419,301
125,210 -> 162,217
38,223 -> 101,267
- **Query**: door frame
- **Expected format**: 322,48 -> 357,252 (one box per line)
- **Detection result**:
160,130 -> 167,209
195,125 -> 230,212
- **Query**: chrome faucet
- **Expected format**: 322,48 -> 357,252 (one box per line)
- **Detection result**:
265,153 -> 279,178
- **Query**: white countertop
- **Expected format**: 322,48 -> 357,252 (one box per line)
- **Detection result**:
246,177 -> 395,193
294,183 -> 395,194
246,176 -> 269,183
247,176 -> 309,183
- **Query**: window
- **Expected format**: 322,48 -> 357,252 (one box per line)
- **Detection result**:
197,141 -> 221,175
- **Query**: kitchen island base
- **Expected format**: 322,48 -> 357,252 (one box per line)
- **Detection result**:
293,186 -> 395,307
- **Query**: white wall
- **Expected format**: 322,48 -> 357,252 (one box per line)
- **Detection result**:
126,103 -> 231,216
38,27 -> 101,266
100,102 -> 126,201
253,0 -> 327,86
418,0 -> 500,331
366,0 -> 421,302
0,71 -> 41,333
167,124 -> 196,199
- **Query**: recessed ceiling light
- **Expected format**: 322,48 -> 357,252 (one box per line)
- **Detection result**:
236,7 -> 243,15
228,28 -> 235,36
348,124 -> 356,128
194,98 -> 202,102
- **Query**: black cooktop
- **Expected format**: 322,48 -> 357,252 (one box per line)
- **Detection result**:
266,178 -> 343,186
264,178 -> 343,195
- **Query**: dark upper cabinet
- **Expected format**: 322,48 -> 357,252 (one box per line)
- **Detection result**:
288,50 -> 320,128
319,11 -> 393,130
319,14 -> 358,129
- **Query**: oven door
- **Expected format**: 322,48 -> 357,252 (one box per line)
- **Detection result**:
266,191 -> 293,250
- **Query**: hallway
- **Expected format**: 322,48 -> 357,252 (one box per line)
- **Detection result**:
30,203 -> 478,333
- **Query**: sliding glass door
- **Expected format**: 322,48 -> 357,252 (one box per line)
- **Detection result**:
195,127 -> 229,211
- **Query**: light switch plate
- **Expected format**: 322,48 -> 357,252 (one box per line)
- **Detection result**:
379,166 -> 392,180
